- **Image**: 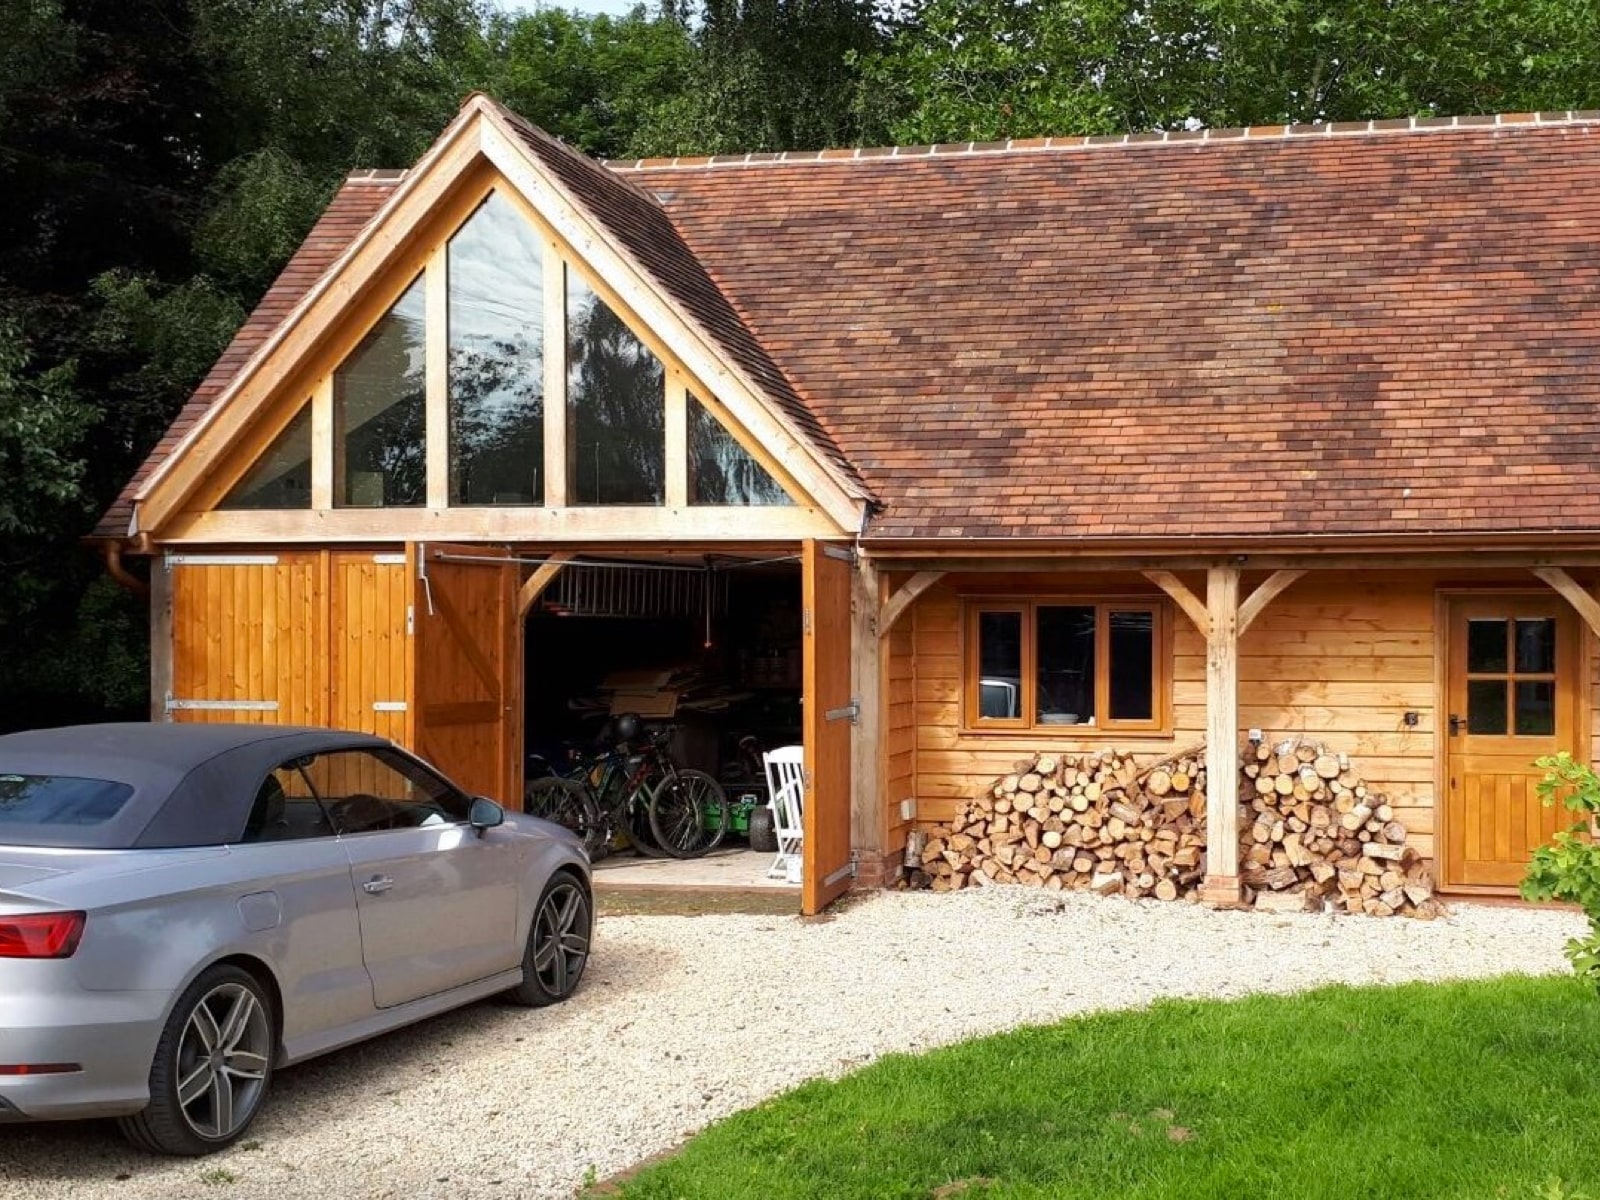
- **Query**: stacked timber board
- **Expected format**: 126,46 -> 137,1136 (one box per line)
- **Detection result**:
914,735 -> 1442,918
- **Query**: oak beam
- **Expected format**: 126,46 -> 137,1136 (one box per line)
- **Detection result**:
1201,565 -> 1243,906
1237,569 -> 1307,637
1143,570 -> 1211,639
516,551 -> 574,618
878,571 -> 945,639
149,556 -> 173,722
1532,567 -> 1600,639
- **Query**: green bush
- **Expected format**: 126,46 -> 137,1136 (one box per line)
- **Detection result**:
1522,752 -> 1600,988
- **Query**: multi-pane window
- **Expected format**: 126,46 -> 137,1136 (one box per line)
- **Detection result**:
1465,616 -> 1558,736
225,187 -> 805,513
967,600 -> 1166,732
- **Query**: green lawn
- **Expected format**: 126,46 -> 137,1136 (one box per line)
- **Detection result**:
611,976 -> 1600,1200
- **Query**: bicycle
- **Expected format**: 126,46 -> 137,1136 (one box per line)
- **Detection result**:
525,720 -> 729,861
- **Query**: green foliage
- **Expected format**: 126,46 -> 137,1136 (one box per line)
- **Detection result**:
1522,751 -> 1600,989
860,0 -> 1600,144
618,976 -> 1600,1199
0,315 -> 90,535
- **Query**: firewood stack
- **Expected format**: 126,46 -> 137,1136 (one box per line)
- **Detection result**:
1244,736 -> 1441,918
914,736 -> 1441,919
918,749 -> 1209,901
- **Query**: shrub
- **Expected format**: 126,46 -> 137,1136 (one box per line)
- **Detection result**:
1522,752 -> 1600,989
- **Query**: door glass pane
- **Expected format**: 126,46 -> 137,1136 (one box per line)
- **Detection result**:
1037,606 -> 1095,726
300,750 -> 466,834
1515,680 -> 1556,736
335,276 -> 426,507
1108,610 -> 1155,721
448,193 -> 544,506
1514,618 -> 1556,675
1466,679 -> 1509,735
1466,619 -> 1508,674
566,267 -> 664,505
977,611 -> 1022,719
220,407 -> 312,509
687,394 -> 791,506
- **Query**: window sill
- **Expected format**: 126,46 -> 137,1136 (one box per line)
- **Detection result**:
959,725 -> 1176,741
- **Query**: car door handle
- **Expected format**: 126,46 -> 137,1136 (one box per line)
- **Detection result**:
362,876 -> 394,895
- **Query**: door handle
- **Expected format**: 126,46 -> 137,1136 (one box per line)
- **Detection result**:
1448,714 -> 1463,737
363,876 -> 394,895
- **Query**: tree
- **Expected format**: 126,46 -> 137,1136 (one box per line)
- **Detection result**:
859,0 -> 1600,144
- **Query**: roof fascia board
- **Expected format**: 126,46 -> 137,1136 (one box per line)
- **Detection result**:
133,110 -> 488,532
475,114 -> 865,533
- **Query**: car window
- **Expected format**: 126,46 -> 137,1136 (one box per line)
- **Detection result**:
0,774 -> 134,827
298,749 -> 469,835
240,763 -> 336,844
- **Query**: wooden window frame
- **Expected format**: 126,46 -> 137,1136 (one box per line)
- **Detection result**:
962,598 -> 1172,736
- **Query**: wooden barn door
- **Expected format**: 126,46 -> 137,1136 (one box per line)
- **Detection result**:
1443,595 -> 1579,888
329,552 -> 412,744
802,540 -> 855,914
165,552 -> 326,725
410,543 -> 521,807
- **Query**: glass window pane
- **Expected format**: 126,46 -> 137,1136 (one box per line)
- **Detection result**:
1466,679 -> 1509,735
1467,618 -> 1508,674
1515,681 -> 1556,736
977,611 -> 1022,719
1108,610 -> 1155,721
1037,606 -> 1095,726
688,394 -> 791,506
566,268 -> 664,505
301,750 -> 466,834
1514,619 -> 1556,675
335,277 -> 426,507
448,193 -> 544,506
219,407 -> 311,509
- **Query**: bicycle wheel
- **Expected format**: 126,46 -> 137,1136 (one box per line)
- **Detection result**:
525,777 -> 607,860
648,769 -> 729,859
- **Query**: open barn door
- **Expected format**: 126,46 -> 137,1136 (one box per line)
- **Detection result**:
411,543 -> 522,808
802,539 -> 855,914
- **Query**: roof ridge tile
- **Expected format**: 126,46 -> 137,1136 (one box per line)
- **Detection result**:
605,110 -> 1600,172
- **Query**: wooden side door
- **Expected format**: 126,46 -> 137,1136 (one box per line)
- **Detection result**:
329,552 -> 413,744
1443,595 -> 1579,888
411,543 -> 521,807
802,539 -> 855,914
166,552 -> 326,725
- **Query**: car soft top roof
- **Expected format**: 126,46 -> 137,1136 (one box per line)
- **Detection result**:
0,724 -> 392,849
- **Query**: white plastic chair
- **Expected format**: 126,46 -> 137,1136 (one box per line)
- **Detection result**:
762,745 -> 805,881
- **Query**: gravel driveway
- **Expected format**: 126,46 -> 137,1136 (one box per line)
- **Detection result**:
1,890 -> 1586,1200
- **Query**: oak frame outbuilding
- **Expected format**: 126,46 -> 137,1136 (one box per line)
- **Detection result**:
97,96 -> 1600,910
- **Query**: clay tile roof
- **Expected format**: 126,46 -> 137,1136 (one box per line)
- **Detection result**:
94,175 -> 401,538
610,115 -> 1600,540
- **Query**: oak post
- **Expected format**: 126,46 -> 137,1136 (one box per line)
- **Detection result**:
149,554 -> 174,722
851,556 -> 884,879
1202,565 -> 1242,905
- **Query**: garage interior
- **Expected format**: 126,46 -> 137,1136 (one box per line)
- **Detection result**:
522,553 -> 804,887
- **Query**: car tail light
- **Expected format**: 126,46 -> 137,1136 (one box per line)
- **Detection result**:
0,912 -> 86,959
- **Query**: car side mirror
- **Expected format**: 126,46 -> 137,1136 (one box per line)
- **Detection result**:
468,797 -> 505,834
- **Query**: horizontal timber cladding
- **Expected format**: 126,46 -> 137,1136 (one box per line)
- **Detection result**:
166,549 -> 411,744
903,569 -> 1600,869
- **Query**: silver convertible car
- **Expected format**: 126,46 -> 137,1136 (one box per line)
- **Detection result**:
0,723 -> 592,1155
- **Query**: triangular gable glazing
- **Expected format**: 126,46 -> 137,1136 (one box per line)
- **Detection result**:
218,406 -> 312,510
688,394 -> 792,506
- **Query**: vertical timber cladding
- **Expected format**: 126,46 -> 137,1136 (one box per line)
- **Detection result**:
411,543 -> 522,808
802,539 -> 855,914
166,550 -> 410,737
167,552 -> 326,724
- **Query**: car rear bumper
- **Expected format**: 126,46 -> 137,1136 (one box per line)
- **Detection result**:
0,989 -> 167,1121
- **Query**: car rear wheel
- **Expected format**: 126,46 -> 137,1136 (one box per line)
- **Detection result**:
505,872 -> 592,1007
119,964 -> 276,1156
